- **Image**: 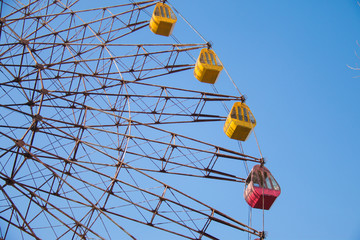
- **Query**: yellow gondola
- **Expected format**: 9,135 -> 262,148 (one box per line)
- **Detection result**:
223,102 -> 256,141
194,48 -> 223,84
149,2 -> 177,37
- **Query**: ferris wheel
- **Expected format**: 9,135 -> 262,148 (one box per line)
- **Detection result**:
0,0 -> 280,239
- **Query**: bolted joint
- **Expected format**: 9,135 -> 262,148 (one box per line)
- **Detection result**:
35,63 -> 45,70
40,88 -> 49,95
240,95 -> 247,103
5,177 -> 15,186
33,114 -> 43,121
19,38 -> 29,45
259,231 -> 266,239
26,100 -> 35,107
260,157 -> 266,166
13,77 -> 22,83
15,139 -> 25,147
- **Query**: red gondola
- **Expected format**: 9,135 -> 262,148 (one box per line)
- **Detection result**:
244,164 -> 281,210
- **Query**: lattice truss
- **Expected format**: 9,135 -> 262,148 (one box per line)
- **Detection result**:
0,0 -> 263,239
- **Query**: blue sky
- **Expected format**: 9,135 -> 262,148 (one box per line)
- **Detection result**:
1,0 -> 360,239
169,0 -> 360,239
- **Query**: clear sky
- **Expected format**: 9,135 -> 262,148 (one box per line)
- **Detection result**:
1,0 -> 360,239
169,0 -> 360,239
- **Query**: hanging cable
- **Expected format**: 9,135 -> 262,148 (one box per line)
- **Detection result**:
170,0 -> 244,98
169,1 -> 244,99
248,206 -> 252,240
218,59 -> 243,97
262,186 -> 265,236
167,2 -> 207,43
